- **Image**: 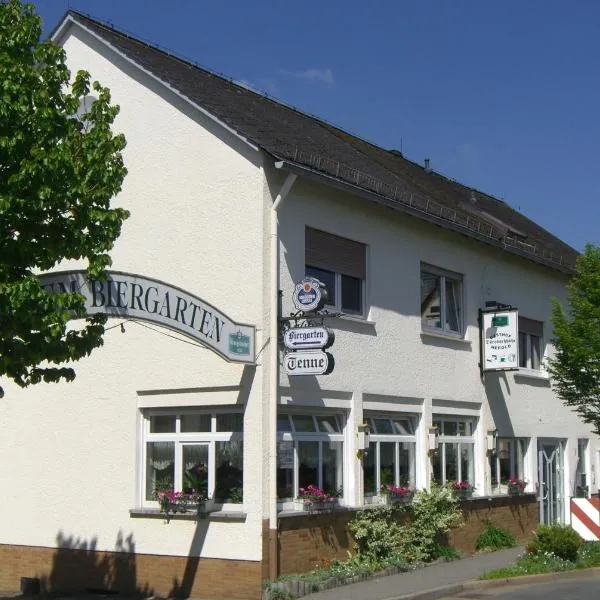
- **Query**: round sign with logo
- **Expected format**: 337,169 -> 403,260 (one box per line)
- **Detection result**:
292,277 -> 323,312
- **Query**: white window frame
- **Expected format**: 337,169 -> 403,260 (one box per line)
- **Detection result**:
519,329 -> 544,371
431,417 -> 476,487
141,408 -> 243,509
363,414 -> 418,500
277,412 -> 345,506
420,264 -> 464,336
305,265 -> 366,316
575,439 -> 589,497
491,438 -> 528,494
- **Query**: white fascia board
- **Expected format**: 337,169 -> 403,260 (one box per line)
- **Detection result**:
51,15 -> 260,153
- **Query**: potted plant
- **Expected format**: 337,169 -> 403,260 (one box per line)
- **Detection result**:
297,485 -> 338,513
452,480 -> 475,499
380,483 -> 415,505
507,477 -> 527,496
155,488 -> 207,515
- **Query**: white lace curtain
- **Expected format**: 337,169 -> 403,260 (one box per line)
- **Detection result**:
148,442 -> 174,470
216,441 -> 243,468
184,445 -> 208,470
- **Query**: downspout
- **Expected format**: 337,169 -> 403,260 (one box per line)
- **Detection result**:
269,168 -> 297,581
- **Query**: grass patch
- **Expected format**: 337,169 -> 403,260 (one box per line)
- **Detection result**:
481,541 -> 600,580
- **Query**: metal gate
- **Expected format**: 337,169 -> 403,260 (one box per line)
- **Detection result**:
538,441 -> 564,525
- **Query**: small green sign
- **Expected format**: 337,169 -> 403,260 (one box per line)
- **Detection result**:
492,315 -> 509,327
229,332 -> 251,355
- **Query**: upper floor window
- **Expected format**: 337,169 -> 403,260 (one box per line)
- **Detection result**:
518,317 -> 543,370
421,265 -> 463,334
305,227 -> 366,315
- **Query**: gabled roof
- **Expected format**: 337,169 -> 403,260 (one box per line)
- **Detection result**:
58,11 -> 578,274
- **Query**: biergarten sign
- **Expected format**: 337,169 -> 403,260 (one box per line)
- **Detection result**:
39,270 -> 256,364
283,326 -> 333,350
283,350 -> 334,376
283,277 -> 336,376
481,308 -> 519,371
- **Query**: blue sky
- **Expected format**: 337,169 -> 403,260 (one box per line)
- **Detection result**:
32,0 -> 600,251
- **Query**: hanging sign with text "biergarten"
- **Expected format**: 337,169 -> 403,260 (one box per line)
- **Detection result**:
283,350 -> 334,376
39,270 -> 256,364
481,309 -> 519,371
283,326 -> 333,350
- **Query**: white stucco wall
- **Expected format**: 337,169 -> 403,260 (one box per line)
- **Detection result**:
276,176 -> 600,502
0,23 -> 266,561
2,17 -> 599,567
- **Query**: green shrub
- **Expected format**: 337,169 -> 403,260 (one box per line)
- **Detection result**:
348,505 -> 403,562
397,484 -> 463,562
526,524 -> 582,562
348,485 -> 463,565
475,520 -> 517,551
577,541 -> 600,568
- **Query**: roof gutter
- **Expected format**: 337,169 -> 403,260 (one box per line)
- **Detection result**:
274,160 -> 574,276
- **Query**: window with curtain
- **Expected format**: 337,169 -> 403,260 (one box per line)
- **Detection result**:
143,410 -> 243,505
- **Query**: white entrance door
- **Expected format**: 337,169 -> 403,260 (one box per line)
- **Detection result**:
538,441 -> 565,525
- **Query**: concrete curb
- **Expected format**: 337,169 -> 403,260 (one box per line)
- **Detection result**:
382,566 -> 600,600
464,565 -> 600,590
383,583 -> 465,600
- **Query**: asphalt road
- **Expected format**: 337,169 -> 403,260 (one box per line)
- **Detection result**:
448,576 -> 600,599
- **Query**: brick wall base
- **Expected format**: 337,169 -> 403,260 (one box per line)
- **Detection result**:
278,511 -> 356,575
448,494 -> 538,554
0,543 -> 261,599
278,495 -> 539,575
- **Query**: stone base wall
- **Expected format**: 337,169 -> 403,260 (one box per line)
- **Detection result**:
0,544 -> 261,599
278,511 -> 356,575
278,495 -> 539,575
448,494 -> 538,554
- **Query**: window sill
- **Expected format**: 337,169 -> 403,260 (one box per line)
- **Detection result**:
129,508 -> 247,521
515,369 -> 550,381
338,313 -> 376,326
420,329 -> 471,345
278,504 -> 352,517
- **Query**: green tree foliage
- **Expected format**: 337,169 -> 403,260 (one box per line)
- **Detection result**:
549,244 -> 600,435
0,0 -> 128,389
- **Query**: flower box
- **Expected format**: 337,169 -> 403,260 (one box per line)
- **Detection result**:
379,485 -> 415,506
155,489 -> 207,516
507,478 -> 527,496
452,481 -> 475,500
299,499 -> 338,513
296,484 -> 340,513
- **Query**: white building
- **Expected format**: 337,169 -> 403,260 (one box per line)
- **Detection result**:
0,10 -> 598,599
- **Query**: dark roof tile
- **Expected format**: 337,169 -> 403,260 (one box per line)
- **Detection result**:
66,11 -> 578,273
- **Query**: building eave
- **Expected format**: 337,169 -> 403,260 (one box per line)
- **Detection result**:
273,159 -> 575,277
